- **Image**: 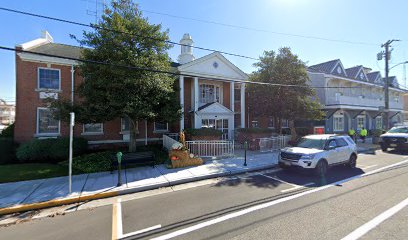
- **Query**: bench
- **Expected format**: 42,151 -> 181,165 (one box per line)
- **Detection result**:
111,151 -> 155,172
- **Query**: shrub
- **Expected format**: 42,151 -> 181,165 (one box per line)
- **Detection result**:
0,138 -> 17,164
0,123 -> 14,138
184,128 -> 222,136
67,151 -> 113,173
236,128 -> 274,134
16,137 -> 88,163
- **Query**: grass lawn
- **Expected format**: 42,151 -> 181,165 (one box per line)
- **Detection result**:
0,163 -> 74,183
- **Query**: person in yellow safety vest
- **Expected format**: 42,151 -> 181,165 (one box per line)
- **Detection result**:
348,128 -> 356,142
360,127 -> 368,143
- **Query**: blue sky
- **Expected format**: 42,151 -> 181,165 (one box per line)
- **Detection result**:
1,0 -> 408,104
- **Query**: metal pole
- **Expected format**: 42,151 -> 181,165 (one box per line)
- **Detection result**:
116,152 -> 123,187
384,41 -> 390,130
244,141 -> 248,166
69,112 -> 75,194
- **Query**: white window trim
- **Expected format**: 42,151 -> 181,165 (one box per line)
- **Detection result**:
35,107 -> 60,136
333,114 -> 344,132
82,123 -> 104,135
37,67 -> 61,91
154,122 -> 169,133
357,115 -> 366,130
198,81 -> 223,105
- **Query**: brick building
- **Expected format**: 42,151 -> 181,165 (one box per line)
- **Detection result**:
14,32 -> 248,146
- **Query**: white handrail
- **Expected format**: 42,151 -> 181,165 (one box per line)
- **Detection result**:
163,134 -> 179,151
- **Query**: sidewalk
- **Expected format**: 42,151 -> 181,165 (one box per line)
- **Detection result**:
0,151 -> 279,215
0,141 -> 378,215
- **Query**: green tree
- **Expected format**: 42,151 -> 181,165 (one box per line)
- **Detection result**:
52,0 -> 181,152
248,48 -> 324,140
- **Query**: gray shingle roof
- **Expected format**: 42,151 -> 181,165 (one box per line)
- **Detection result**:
345,66 -> 361,79
366,71 -> 381,83
383,76 -> 399,87
29,43 -> 83,59
29,42 -> 180,68
308,59 -> 339,74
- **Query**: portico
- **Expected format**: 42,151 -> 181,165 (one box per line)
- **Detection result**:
177,49 -> 248,139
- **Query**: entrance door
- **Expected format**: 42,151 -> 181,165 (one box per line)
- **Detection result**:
202,118 -> 229,139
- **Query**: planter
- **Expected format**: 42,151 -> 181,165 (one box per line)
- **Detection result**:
168,149 -> 203,168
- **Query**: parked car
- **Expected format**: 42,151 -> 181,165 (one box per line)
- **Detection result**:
279,134 -> 358,176
379,126 -> 408,152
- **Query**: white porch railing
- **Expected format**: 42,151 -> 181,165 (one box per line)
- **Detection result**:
185,140 -> 234,157
163,134 -> 179,151
259,135 -> 291,152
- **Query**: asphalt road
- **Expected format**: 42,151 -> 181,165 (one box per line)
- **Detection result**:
1,150 -> 408,240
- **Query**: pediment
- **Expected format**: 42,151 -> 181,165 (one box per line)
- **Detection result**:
178,52 -> 248,81
197,102 -> 233,115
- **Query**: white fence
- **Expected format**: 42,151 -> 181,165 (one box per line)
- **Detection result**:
186,140 -> 234,157
163,134 -> 179,151
259,135 -> 291,152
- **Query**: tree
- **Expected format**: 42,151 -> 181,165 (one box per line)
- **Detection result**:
247,48 -> 324,140
52,0 -> 181,152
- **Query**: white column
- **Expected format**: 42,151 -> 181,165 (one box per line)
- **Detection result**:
194,77 -> 200,128
240,83 -> 245,128
179,75 -> 184,131
230,82 -> 235,111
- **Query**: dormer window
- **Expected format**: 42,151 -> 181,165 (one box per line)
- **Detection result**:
360,72 -> 365,80
337,66 -> 342,74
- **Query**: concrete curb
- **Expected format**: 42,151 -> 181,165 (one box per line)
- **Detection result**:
0,164 -> 278,216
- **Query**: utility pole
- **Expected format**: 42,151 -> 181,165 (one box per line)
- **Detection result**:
381,39 -> 400,130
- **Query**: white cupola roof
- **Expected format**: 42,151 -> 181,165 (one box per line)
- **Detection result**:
177,33 -> 195,64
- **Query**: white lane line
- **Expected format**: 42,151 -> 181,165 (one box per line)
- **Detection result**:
120,225 -> 162,239
257,173 -> 299,187
341,196 -> 408,240
151,159 -> 408,240
360,165 -> 378,170
280,182 -> 315,193
117,198 -> 123,238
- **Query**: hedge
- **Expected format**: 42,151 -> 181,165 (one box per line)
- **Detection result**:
0,123 -> 14,137
65,151 -> 113,173
184,128 -> 222,136
0,138 -> 17,164
16,137 -> 88,163
236,128 -> 274,134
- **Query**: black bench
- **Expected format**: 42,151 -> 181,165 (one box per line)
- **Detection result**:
111,151 -> 155,173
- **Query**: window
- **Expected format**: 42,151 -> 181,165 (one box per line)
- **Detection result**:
202,119 -> 215,129
202,118 -> 229,138
357,116 -> 365,130
38,68 -> 60,90
375,116 -> 383,129
251,120 -> 259,128
83,123 -> 103,134
336,138 -> 348,147
268,117 -> 274,128
121,118 -> 130,132
199,84 -> 221,104
234,88 -> 241,102
327,140 -> 337,148
282,119 -> 289,128
37,108 -> 59,135
333,114 -> 344,132
154,122 -> 168,132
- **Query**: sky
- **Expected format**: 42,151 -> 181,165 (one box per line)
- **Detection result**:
1,0 -> 408,104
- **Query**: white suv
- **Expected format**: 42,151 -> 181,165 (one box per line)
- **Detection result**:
279,134 -> 358,176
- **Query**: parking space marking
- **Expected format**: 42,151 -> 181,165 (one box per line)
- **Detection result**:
257,173 -> 299,188
151,159 -> 408,240
112,198 -> 162,240
341,196 -> 408,240
360,165 -> 378,170
280,182 -> 315,193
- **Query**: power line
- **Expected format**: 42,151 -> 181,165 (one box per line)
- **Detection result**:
141,9 -> 380,47
0,7 -> 259,61
2,45 -> 371,89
